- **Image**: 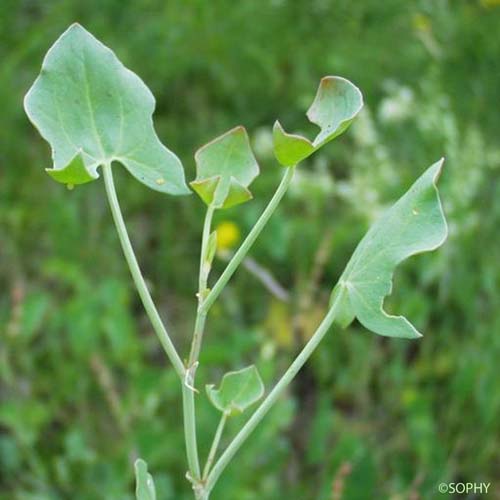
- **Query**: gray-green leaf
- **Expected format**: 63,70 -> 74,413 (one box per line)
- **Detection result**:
330,159 -> 448,339
191,126 -> 259,209
24,23 -> 189,194
134,459 -> 156,500
273,76 -> 363,167
206,365 -> 264,416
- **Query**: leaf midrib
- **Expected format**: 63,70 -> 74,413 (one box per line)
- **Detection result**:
81,46 -> 107,160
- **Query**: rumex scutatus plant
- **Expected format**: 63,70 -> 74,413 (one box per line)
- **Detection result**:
24,24 -> 448,499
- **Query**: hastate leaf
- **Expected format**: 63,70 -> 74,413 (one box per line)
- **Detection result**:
273,76 -> 363,166
24,23 -> 189,194
330,159 -> 448,339
206,365 -> 264,416
134,459 -> 156,500
191,126 -> 259,209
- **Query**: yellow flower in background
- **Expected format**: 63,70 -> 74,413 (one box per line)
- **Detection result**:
215,221 -> 241,252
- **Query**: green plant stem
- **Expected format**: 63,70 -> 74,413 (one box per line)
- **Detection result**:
204,295 -> 342,494
182,380 -> 201,480
185,168 -> 296,493
189,205 -> 215,367
194,488 -> 209,500
199,204 -> 215,295
181,310 -> 204,483
103,163 -> 201,480
102,162 -> 185,379
183,204 -> 216,484
202,412 -> 228,480
199,166 -> 295,316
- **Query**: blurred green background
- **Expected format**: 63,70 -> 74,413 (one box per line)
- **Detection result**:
1,1 -> 499,499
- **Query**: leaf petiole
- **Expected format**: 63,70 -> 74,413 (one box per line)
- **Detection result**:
202,411 -> 229,480
102,162 -> 185,379
188,204 -> 216,368
199,165 -> 296,316
204,294 -> 343,493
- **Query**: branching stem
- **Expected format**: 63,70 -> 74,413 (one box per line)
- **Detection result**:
185,167 -> 295,492
204,295 -> 342,494
103,162 -> 298,497
103,163 -> 202,480
199,166 -> 295,316
182,203 -> 217,484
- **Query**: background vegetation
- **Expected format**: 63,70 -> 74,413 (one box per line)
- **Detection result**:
1,1 -> 499,498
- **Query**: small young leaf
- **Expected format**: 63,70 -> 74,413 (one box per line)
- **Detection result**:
134,459 -> 156,500
24,23 -> 189,195
330,159 -> 448,339
273,76 -> 363,166
191,126 -> 259,209
206,365 -> 264,416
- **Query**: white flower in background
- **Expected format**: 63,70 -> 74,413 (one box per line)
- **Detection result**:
378,84 -> 414,123
252,126 -> 274,159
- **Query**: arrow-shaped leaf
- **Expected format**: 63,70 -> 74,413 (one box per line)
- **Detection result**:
206,365 -> 264,416
273,76 -> 363,166
191,126 -> 259,209
134,459 -> 156,500
24,23 -> 189,195
330,159 -> 448,339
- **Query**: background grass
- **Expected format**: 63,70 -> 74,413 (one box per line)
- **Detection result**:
1,1 -> 499,498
